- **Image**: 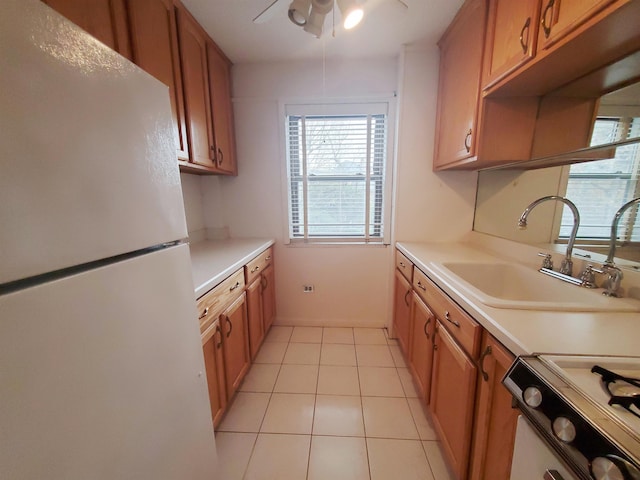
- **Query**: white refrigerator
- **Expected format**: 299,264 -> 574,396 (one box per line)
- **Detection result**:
0,1 -> 218,478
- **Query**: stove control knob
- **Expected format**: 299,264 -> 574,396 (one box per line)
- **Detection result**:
591,455 -> 639,480
552,417 -> 576,443
523,386 -> 543,408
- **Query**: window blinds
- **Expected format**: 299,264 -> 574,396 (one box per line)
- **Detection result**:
285,105 -> 388,242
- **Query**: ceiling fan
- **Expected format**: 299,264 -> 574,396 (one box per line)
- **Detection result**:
253,0 -> 408,38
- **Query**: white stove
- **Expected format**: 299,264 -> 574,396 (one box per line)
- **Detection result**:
503,355 -> 640,480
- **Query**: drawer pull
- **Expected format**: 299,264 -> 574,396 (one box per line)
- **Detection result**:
225,316 -> 233,338
404,289 -> 411,307
464,129 -> 472,153
444,311 -> 460,328
399,261 -> 406,268
215,324 -> 222,349
541,0 -> 555,39
217,147 -> 224,165
251,265 -> 260,273
519,17 -> 531,54
416,281 -> 426,291
229,281 -> 241,292
479,345 -> 493,382
423,318 -> 431,339
198,307 -> 209,320
265,255 -> 272,261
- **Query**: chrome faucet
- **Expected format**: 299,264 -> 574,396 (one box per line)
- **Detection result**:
601,197 -> 640,297
518,196 -> 580,276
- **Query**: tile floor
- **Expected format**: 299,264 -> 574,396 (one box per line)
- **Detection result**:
215,326 -> 456,480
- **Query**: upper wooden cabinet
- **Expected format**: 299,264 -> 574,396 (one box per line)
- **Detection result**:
42,0 -> 132,59
207,43 -> 238,175
126,0 -> 189,161
433,0 -> 487,170
482,0 -> 540,89
537,0 -> 615,51
176,6 -> 216,171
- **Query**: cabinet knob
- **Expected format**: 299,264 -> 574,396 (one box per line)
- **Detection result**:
198,307 -> 209,320
229,281 -> 241,292
251,265 -> 260,273
416,281 -> 426,291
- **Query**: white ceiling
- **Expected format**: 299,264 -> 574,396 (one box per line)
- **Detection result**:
181,0 -> 465,64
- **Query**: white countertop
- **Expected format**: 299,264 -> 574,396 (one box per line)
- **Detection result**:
189,238 -> 274,299
397,241 -> 640,358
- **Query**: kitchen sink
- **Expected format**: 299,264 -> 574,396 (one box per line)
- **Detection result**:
431,261 -> 640,312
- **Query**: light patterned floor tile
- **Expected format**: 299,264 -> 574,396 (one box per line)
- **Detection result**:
214,432 -> 257,480
356,344 -> 395,367
260,393 -> 315,434
353,328 -> 388,345
322,327 -> 354,344
243,434 -> 311,480
362,396 -> 419,439
253,341 -> 288,364
423,441 -> 456,480
308,436 -> 370,480
283,342 -> 321,365
320,343 -> 357,366
239,364 -> 280,393
264,326 -> 293,343
317,365 -> 361,396
218,392 -> 271,433
389,345 -> 408,367
407,398 -> 438,440
313,395 -> 364,437
290,326 -> 323,343
397,367 -> 420,398
368,438 -> 434,480
273,364 -> 318,394
359,367 -> 405,397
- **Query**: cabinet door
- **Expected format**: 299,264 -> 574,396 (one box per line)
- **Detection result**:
43,0 -> 131,59
483,0 -> 540,88
538,0 -> 615,50
201,319 -> 226,428
430,321 -> 478,480
392,269 -> 412,356
127,0 -> 189,161
469,333 -> 519,480
207,43 -> 238,175
246,276 -> 264,361
177,6 -> 215,169
261,264 -> 276,333
221,293 -> 251,399
433,0 -> 487,170
409,293 -> 435,402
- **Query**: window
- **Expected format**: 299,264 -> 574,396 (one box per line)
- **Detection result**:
559,117 -> 640,242
284,102 -> 392,243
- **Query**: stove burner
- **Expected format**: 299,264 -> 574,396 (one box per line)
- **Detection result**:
592,365 -> 640,419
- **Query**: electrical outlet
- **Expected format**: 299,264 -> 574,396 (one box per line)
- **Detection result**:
303,284 -> 315,293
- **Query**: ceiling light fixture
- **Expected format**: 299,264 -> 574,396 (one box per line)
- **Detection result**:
303,0 -> 334,37
287,0 -> 311,26
337,0 -> 363,29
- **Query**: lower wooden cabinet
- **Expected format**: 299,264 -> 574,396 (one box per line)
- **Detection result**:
201,318 -> 226,428
393,269 -> 412,354
469,332 -> 519,480
246,276 -> 265,360
429,321 -> 478,480
408,292 -> 435,401
220,293 -> 251,399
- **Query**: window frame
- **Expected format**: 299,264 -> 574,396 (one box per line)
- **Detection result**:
279,99 -> 395,246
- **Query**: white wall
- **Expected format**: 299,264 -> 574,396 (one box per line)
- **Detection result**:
393,46 -> 477,243
189,52 -> 479,327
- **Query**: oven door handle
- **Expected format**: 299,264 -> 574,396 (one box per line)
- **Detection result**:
543,470 -> 565,480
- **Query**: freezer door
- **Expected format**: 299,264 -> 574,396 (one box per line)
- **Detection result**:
0,0 -> 188,285
0,244 -> 217,479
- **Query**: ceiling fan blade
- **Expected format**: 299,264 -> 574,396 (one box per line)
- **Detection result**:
253,0 -> 285,23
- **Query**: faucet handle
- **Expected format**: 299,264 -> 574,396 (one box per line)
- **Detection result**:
537,252 -> 553,270
580,264 -> 602,288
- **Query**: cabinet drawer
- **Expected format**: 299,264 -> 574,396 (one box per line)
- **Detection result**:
395,250 -> 413,282
197,268 -> 245,332
245,247 -> 273,285
413,268 -> 481,358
